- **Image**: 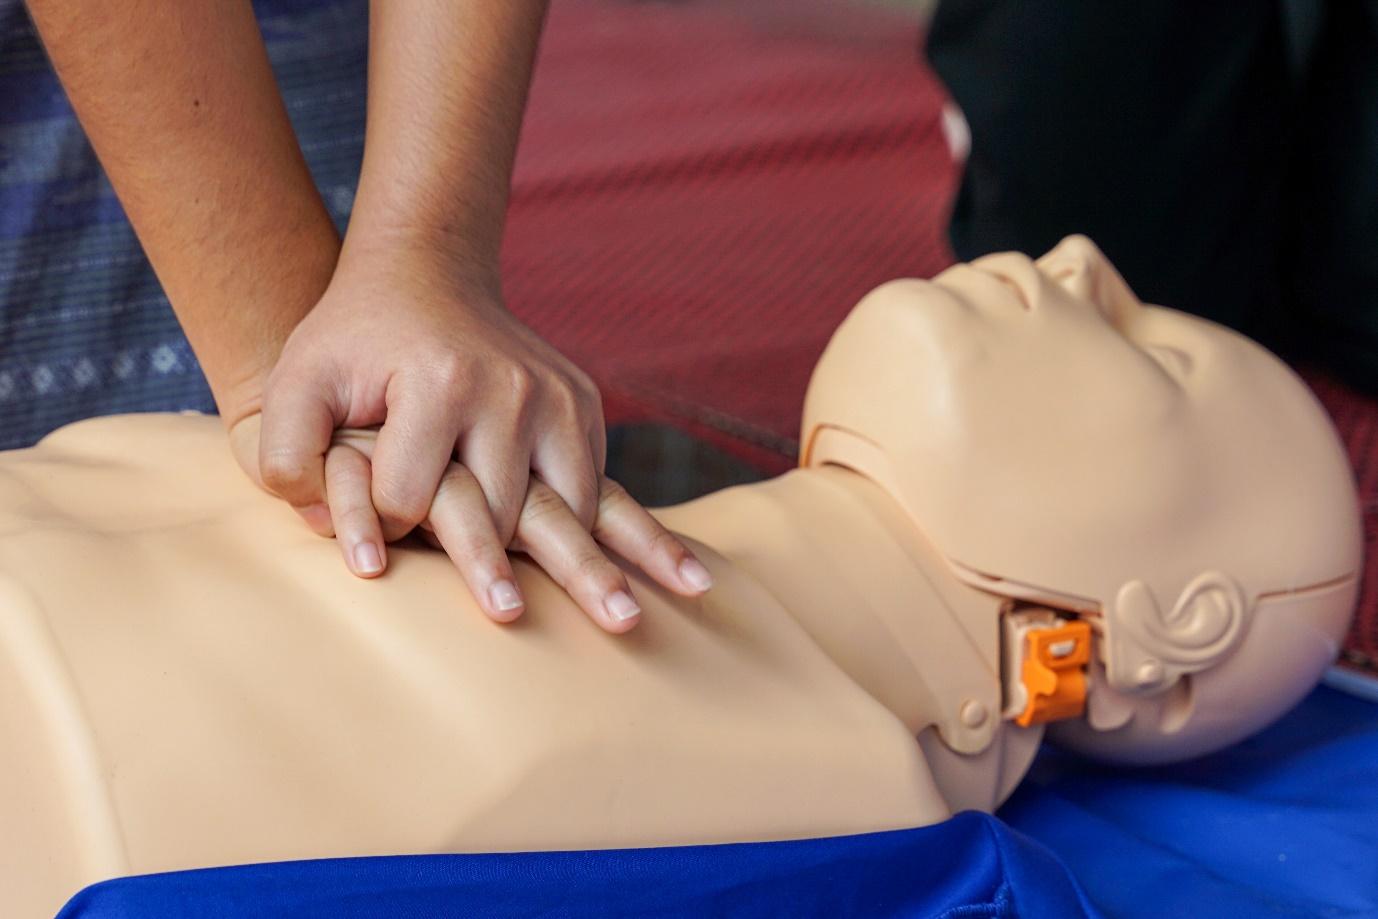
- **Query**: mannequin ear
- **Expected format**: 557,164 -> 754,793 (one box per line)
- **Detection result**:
1105,572 -> 1249,692
1037,235 -> 1142,328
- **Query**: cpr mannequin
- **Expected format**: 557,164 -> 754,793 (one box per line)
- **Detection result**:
0,236 -> 1359,917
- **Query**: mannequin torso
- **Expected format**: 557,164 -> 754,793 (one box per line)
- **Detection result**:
0,414 -> 1028,918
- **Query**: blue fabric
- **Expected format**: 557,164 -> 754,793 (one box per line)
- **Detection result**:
0,0 -> 365,449
1002,686 -> 1378,919
54,811 -> 1099,919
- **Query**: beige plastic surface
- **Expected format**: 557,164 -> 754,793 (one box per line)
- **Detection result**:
0,413 -> 1007,918
802,234 -> 1360,762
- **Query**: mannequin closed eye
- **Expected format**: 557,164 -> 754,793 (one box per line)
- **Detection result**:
988,271 -> 1031,310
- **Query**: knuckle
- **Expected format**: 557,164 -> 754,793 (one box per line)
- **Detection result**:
434,464 -> 477,501
473,461 -> 524,502
259,451 -> 312,492
329,489 -> 375,525
573,549 -> 621,588
493,517 -> 520,548
646,525 -> 686,560
596,478 -> 632,515
566,472 -> 600,511
506,364 -> 538,402
326,451 -> 368,489
429,353 -> 470,391
519,483 -> 567,525
326,473 -> 365,505
371,478 -> 429,526
450,531 -> 499,567
469,467 -> 524,536
552,378 -> 583,420
567,491 -> 599,529
487,492 -> 525,542
336,505 -> 378,535
543,483 -> 595,533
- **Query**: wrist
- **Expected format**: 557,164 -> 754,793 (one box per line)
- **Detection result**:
338,218 -> 503,300
213,359 -> 274,432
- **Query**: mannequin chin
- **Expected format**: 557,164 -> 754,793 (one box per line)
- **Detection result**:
0,236 -> 1357,918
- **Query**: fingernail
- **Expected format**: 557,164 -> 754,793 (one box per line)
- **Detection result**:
605,590 -> 641,623
489,580 -> 524,613
678,557 -> 714,593
353,542 -> 383,575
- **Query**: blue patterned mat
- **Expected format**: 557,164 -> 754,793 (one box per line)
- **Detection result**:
0,0 -> 363,448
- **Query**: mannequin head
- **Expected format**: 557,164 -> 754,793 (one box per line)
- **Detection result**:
802,236 -> 1360,764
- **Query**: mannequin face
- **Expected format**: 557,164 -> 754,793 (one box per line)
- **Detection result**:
802,235 -> 1359,760
806,234 -> 1356,609
900,240 -> 1200,499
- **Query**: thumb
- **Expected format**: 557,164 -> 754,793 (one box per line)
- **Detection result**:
258,374 -> 341,536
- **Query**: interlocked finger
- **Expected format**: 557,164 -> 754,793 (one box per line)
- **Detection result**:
427,461 -> 526,622
512,478 -> 642,633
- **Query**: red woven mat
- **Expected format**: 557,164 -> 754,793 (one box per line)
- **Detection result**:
503,0 -> 1377,673
1305,373 -> 1378,674
506,0 -> 956,471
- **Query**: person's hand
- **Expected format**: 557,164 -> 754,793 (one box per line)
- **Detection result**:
248,242 -> 713,631
336,426 -> 713,633
230,416 -> 712,634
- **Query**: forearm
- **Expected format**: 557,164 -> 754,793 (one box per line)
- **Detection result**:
25,0 -> 340,425
347,0 -> 549,279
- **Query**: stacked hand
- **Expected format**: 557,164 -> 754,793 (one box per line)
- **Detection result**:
232,242 -> 713,633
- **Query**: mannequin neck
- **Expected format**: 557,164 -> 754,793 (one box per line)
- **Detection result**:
658,465 -> 1004,740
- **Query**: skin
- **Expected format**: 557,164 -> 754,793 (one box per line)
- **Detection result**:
24,0 -> 713,631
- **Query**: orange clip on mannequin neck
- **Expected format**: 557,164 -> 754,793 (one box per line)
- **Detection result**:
0,236 -> 1359,917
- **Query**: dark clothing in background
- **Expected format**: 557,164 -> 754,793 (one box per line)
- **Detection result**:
928,0 -> 1378,393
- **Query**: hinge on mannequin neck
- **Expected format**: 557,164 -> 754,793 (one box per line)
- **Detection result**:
805,423 -> 1005,754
